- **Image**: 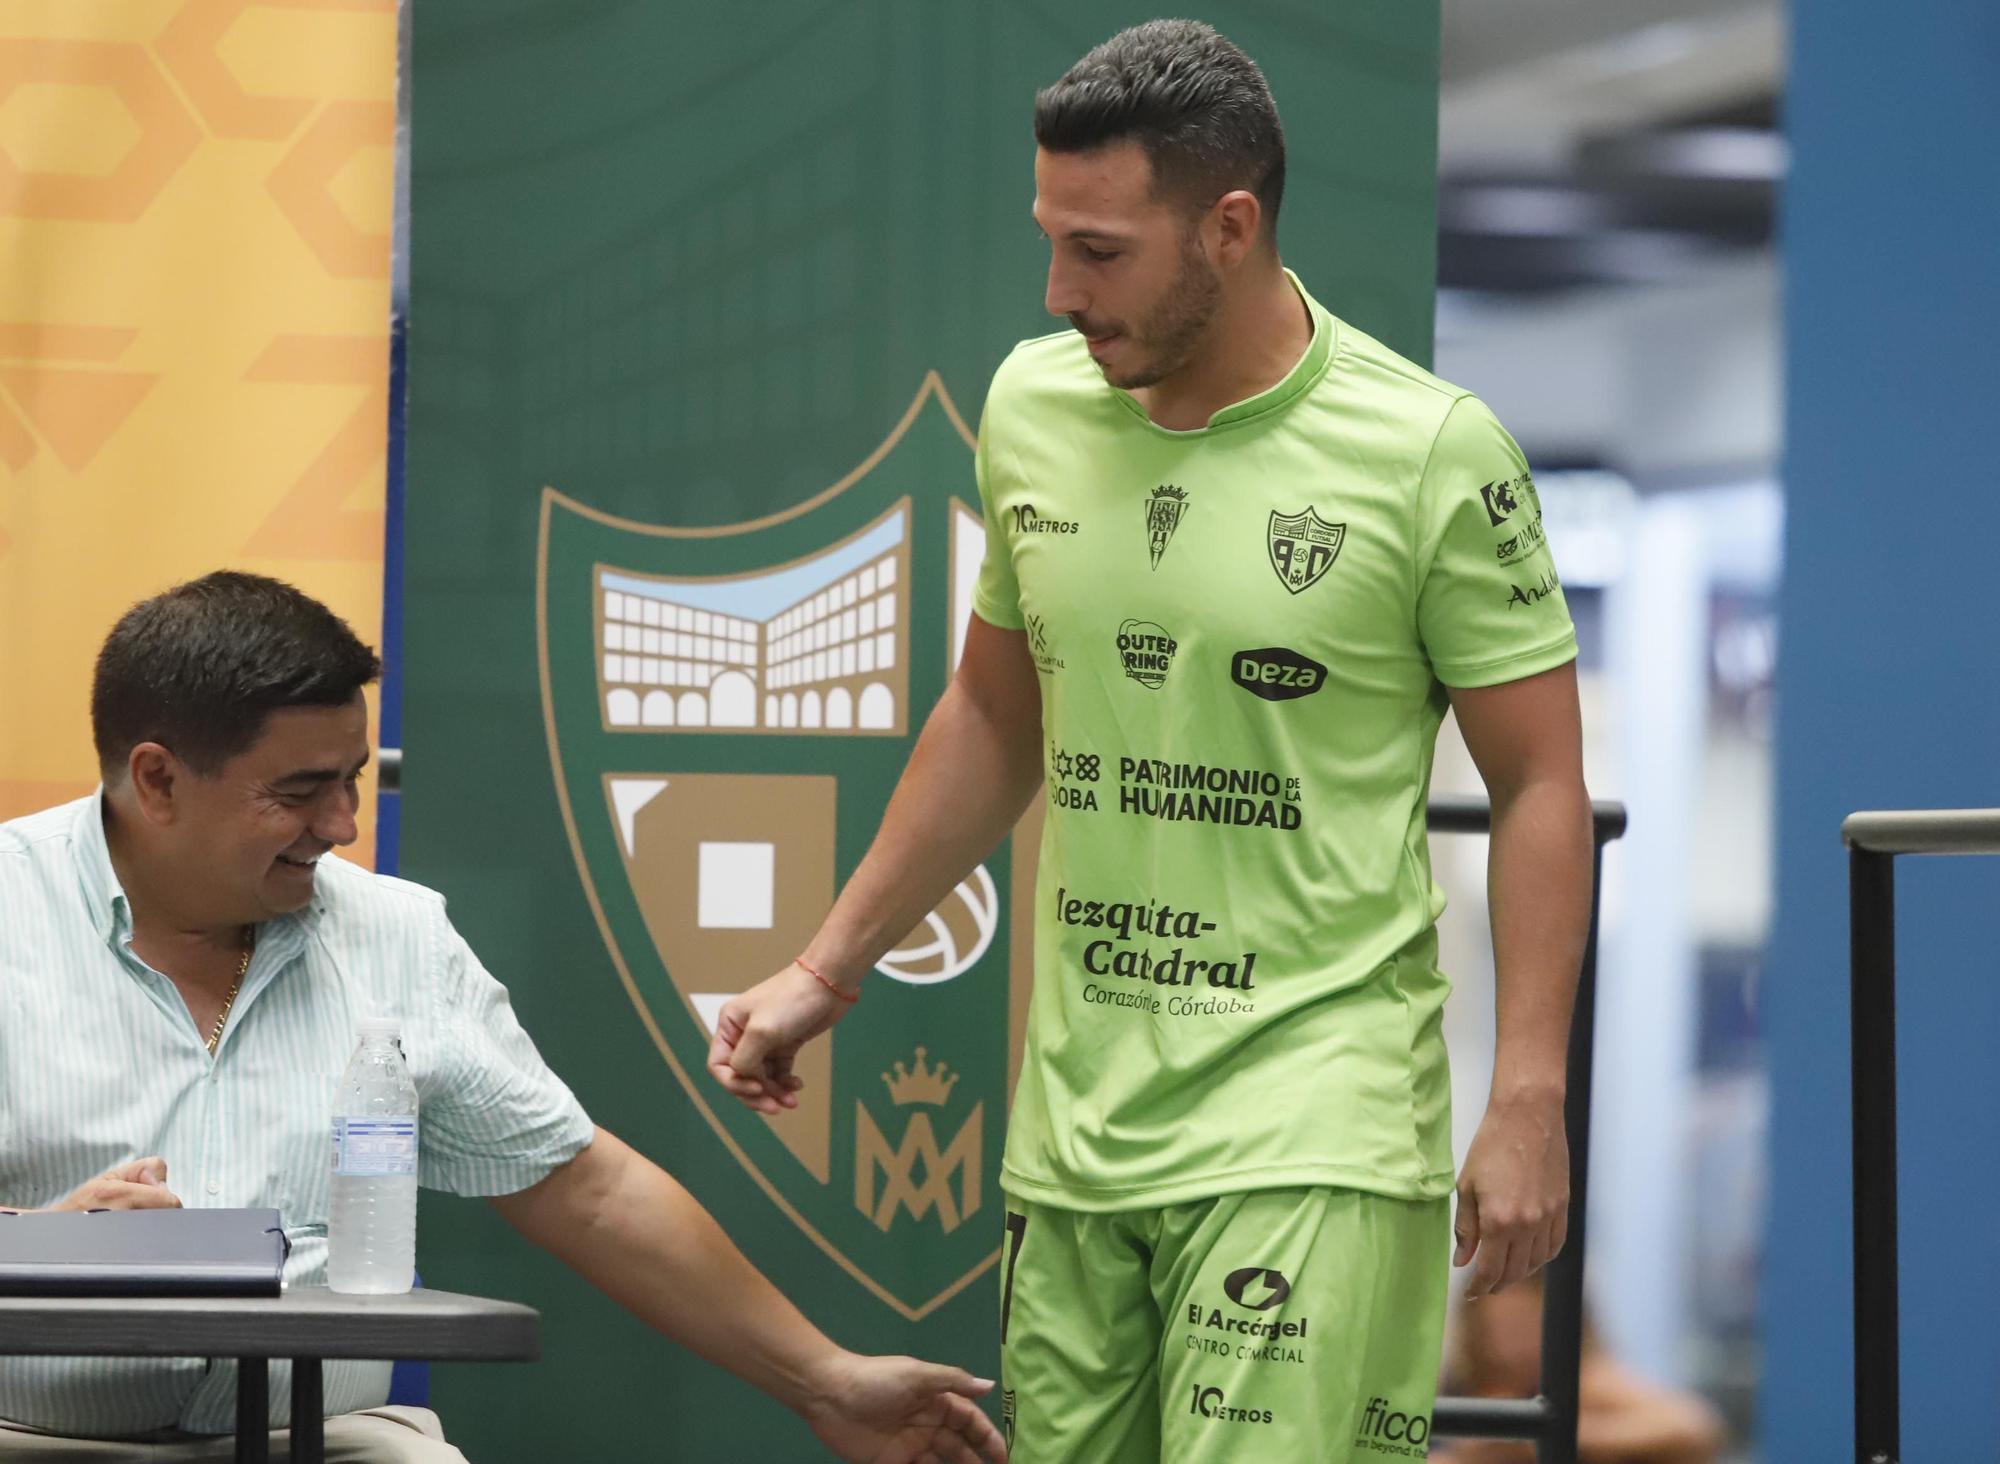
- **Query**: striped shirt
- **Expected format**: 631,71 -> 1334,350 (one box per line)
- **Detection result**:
0,794 -> 594,1438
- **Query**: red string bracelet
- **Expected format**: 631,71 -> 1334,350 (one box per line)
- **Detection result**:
796,955 -> 858,1003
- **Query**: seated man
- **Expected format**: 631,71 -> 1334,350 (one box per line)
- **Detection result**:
0,571 -> 1005,1464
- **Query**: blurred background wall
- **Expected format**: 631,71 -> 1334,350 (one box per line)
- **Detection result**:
1429,2 -> 1781,1456
1764,2 -> 2000,1460
1436,2 -> 2000,1461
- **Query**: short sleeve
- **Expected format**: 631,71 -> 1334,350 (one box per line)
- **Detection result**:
969,411 -> 1025,629
418,916 -> 595,1196
1415,396 -> 1578,688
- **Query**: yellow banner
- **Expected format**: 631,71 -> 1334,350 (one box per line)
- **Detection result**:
0,0 -> 394,863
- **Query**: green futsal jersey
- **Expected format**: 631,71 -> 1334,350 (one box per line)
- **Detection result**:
975,274 -> 1576,1212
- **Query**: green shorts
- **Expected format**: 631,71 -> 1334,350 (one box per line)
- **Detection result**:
998,1187 -> 1450,1464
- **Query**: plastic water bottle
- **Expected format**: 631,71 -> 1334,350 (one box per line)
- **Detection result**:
327,1017 -> 418,1295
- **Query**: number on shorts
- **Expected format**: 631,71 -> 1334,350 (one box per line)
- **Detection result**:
1000,1210 -> 1028,1344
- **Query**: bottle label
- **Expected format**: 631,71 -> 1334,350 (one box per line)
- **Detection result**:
332,1116 -> 418,1177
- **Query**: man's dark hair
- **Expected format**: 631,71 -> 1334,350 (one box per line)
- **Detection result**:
1034,20 -> 1286,237
92,571 -> 382,778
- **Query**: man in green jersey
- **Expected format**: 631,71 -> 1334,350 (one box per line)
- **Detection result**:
709,20 -> 1593,1463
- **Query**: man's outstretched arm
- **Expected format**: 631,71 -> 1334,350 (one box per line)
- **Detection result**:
491,1127 -> 1005,1464
706,612 -> 1042,1112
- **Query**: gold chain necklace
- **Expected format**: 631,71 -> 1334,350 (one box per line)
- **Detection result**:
204,927 -> 254,1056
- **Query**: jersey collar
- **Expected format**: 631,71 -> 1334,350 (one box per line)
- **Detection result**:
1109,269 -> 1335,436
71,789 -> 126,945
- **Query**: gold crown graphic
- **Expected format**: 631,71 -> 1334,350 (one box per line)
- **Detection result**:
883,1047 -> 958,1106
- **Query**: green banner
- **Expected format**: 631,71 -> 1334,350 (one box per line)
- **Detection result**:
406,4 -> 1438,1456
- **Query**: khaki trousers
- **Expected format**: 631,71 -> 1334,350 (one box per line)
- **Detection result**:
0,1407 -> 466,1463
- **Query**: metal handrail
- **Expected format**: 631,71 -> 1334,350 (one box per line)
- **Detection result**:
1425,793 -> 1627,1464
1842,808 -> 2000,856
1429,793 -> 1629,844
1843,807 -> 2000,1464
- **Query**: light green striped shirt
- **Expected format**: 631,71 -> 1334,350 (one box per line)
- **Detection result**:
0,794 -> 594,1438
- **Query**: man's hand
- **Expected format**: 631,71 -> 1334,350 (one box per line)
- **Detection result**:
496,1131 -> 1005,1460
53,1157 -> 182,1212
802,1351 -> 1005,1464
707,963 -> 856,1114
1453,1092 -> 1568,1299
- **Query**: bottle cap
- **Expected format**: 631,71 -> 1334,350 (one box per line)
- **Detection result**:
357,1016 -> 400,1039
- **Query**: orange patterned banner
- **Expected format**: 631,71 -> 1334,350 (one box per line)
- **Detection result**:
0,0 -> 394,862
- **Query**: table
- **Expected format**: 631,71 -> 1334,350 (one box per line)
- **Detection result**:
0,1287 -> 538,1464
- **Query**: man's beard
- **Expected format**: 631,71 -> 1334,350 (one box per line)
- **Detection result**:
1091,237 -> 1222,391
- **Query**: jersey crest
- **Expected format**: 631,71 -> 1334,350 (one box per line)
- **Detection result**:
1267,507 -> 1346,594
1146,484 -> 1190,569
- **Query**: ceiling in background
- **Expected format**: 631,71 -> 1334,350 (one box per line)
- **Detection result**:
1439,0 -> 1783,294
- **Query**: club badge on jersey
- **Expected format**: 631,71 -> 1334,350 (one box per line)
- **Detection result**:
1267,507 -> 1345,593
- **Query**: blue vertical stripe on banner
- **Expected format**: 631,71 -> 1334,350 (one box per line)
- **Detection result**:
376,309 -> 406,876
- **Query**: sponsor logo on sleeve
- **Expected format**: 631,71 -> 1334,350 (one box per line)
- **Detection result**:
1486,471 -> 1546,562
1495,513 -> 1546,566
1010,503 -> 1078,535
1482,471 -> 1541,521
1479,477 -> 1521,527
1505,567 -> 1561,608
1231,646 -> 1326,701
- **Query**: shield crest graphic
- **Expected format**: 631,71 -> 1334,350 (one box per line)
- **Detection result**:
1266,507 -> 1346,594
537,374 -> 1036,1321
